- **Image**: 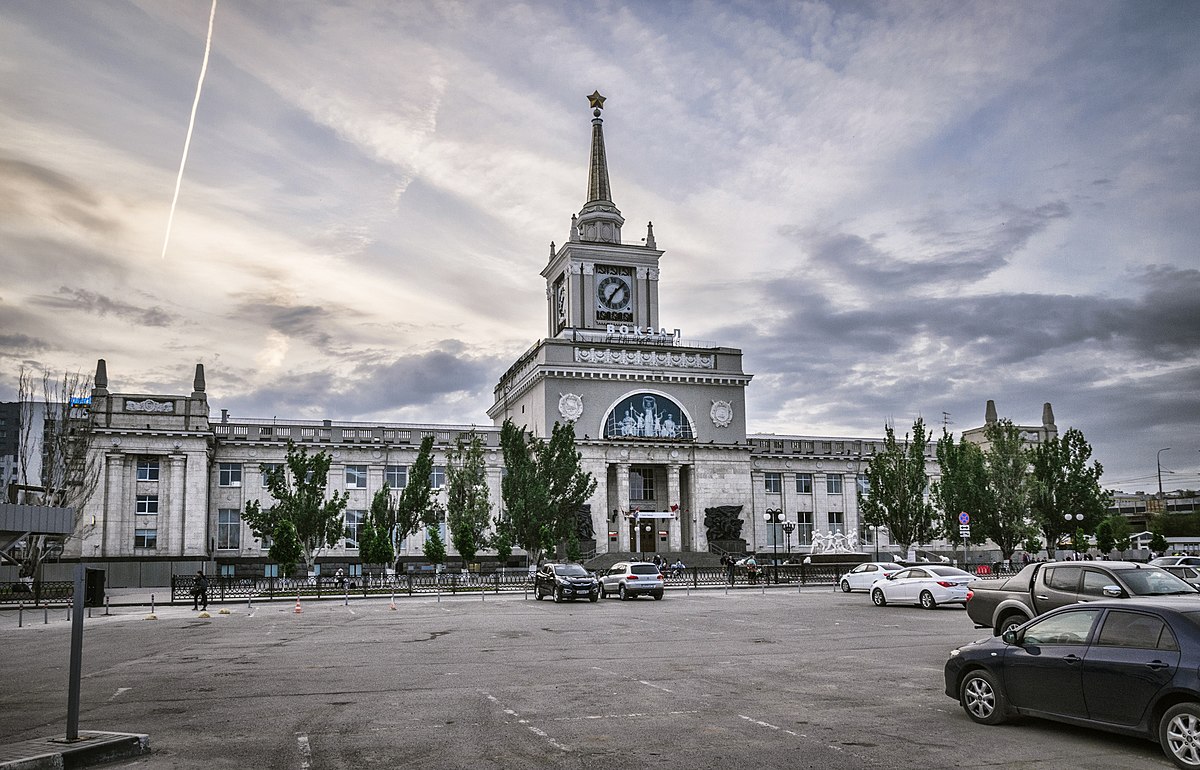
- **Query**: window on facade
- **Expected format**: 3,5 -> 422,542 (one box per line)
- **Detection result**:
345,510 -> 364,549
136,495 -> 159,515
346,465 -> 368,489
348,564 -> 362,578
219,462 -> 243,487
856,474 -> 869,497
828,510 -> 845,533
134,528 -> 157,549
764,472 -> 782,494
827,474 -> 843,494
136,457 -> 159,482
430,466 -> 446,490
797,511 -> 814,545
385,465 -> 407,489
796,473 -> 813,494
264,564 -> 280,578
630,467 -> 657,502
218,564 -> 235,577
259,463 -> 282,487
217,509 -> 241,550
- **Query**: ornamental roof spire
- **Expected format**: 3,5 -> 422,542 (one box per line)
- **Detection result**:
575,90 -> 624,243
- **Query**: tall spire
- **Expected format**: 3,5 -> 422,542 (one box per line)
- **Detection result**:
575,90 -> 624,243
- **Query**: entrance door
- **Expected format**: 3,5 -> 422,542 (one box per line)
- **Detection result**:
629,522 -> 657,555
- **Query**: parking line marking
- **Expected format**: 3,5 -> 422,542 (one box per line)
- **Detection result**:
482,691 -> 569,752
296,733 -> 312,769
739,714 -> 803,738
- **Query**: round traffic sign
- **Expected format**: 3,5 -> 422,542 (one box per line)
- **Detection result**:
958,511 -> 970,524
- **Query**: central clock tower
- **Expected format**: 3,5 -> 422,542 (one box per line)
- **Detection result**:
542,91 -> 663,337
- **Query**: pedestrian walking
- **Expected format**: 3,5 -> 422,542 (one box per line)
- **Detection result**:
192,570 -> 208,611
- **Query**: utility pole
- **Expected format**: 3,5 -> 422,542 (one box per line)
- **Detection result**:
1158,448 -> 1171,499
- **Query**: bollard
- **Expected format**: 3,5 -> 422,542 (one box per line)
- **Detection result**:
151,594 -> 155,615
44,604 -> 49,624
18,602 -> 23,628
389,590 -> 396,611
344,587 -> 349,607
67,602 -> 72,622
248,594 -> 253,612
105,596 -> 111,616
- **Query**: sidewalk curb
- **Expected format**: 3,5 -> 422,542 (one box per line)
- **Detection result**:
0,731 -> 149,769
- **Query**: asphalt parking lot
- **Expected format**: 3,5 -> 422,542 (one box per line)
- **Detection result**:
0,587 -> 1173,769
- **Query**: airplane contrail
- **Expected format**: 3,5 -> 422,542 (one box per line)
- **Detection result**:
161,0 -> 217,260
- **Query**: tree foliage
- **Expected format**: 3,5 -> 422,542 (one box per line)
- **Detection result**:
445,431 -> 492,566
1028,427 -> 1111,552
858,418 -> 936,555
243,441 -> 348,575
396,435 -> 440,555
8,367 -> 101,584
978,419 -> 1035,561
422,524 -> 447,567
499,419 -> 596,564
932,430 -> 990,544
358,484 -> 396,568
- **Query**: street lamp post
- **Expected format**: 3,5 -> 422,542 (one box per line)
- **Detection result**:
868,524 -> 880,561
641,523 -> 653,561
1064,513 -> 1085,557
763,508 -> 782,580
1158,448 -> 1172,499
782,521 -> 796,566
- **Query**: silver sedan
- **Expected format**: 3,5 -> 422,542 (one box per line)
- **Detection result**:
839,562 -> 904,593
871,565 -> 974,609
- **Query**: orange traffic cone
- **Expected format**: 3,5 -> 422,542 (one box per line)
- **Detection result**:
389,591 -> 397,611
294,597 -> 303,614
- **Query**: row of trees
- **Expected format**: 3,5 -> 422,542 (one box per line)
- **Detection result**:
242,419 -> 596,576
858,417 -> 1115,560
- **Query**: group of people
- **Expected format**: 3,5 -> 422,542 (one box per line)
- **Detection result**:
719,553 -> 760,584
651,553 -> 687,577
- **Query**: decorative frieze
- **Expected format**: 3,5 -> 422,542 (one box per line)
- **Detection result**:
574,348 -> 715,369
125,399 -> 175,413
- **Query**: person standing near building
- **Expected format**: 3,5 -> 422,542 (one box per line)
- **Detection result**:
192,570 -> 208,611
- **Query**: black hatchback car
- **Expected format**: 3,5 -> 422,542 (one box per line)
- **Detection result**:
945,597 -> 1200,769
533,563 -> 599,603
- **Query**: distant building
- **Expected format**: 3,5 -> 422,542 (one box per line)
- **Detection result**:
961,399 -> 1058,450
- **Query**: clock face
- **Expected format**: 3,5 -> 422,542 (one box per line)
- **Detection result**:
597,275 -> 631,310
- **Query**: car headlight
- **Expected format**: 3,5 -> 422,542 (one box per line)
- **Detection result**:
949,648 -> 961,658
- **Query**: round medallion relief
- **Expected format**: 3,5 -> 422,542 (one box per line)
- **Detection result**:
710,400 -> 734,428
558,393 -> 584,421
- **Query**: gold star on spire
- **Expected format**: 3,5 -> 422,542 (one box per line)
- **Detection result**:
587,90 -> 606,110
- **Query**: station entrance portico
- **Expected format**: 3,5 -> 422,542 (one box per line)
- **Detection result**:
606,461 -> 695,553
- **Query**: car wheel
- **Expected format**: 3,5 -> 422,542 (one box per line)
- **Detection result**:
996,613 -> 1027,636
652,590 -> 664,600
840,579 -> 852,593
920,590 -> 937,609
619,584 -> 628,601
959,669 -> 1008,725
599,585 -> 607,599
553,587 -> 563,603
534,585 -> 544,601
589,592 -> 599,603
1161,702 -> 1200,769
871,588 -> 887,607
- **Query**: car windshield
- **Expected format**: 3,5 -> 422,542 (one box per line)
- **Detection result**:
631,564 -> 660,575
1116,567 -> 1199,595
554,565 -> 589,577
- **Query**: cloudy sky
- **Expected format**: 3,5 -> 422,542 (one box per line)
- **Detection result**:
2,1 -> 1197,493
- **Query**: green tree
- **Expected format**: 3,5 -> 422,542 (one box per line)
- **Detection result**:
1094,518 -> 1115,555
1023,535 -> 1042,556
499,419 -> 596,565
858,418 -> 936,555
395,435 -> 440,558
423,523 -> 447,568
1109,515 -> 1132,555
243,441 -> 348,576
358,484 -> 396,568
979,419 -> 1035,561
1150,532 -> 1169,554
536,421 -> 598,556
500,419 -> 550,562
932,430 -> 990,544
1029,428 -> 1111,553
445,431 -> 492,567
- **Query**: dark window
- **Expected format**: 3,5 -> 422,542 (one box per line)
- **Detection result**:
1046,566 -> 1081,591
1097,611 -> 1178,650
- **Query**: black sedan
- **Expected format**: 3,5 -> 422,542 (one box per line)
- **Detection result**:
945,598 -> 1200,768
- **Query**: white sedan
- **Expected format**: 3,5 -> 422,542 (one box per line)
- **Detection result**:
838,562 -> 904,593
870,565 -> 974,609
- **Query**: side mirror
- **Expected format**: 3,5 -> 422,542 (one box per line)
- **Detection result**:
1102,585 -> 1122,598
1002,630 -> 1019,645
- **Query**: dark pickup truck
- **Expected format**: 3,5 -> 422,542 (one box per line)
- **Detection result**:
965,559 -> 1198,635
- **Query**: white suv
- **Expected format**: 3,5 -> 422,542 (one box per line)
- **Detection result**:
600,561 -> 665,601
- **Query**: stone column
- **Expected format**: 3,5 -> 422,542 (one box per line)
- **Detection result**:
103,452 -> 126,557
667,464 -> 682,551
748,469 -> 763,552
615,462 -> 631,551
168,453 -> 187,556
